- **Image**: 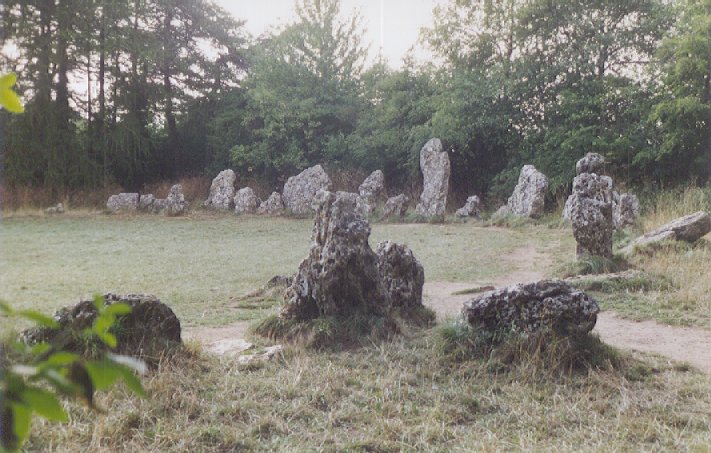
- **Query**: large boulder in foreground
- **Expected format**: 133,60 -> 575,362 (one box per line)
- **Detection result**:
282,191 -> 390,321
257,191 -> 285,215
358,170 -> 386,214
375,241 -> 425,311
503,165 -> 548,218
382,194 -> 410,220
234,187 -> 259,214
622,211 -> 711,255
455,195 -> 481,218
569,173 -> 614,258
462,280 -> 599,337
415,138 -> 450,218
204,169 -> 236,210
23,293 -> 182,356
282,165 -> 333,215
107,193 -> 139,213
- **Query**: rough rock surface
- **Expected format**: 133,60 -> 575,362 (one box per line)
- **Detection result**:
505,165 -> 549,218
107,193 -> 139,213
204,169 -> 236,210
569,173 -> 614,258
462,280 -> 599,336
257,192 -> 285,215
623,211 -> 711,255
45,203 -> 64,214
415,138 -> 450,217
375,241 -> 425,310
455,195 -> 481,218
163,184 -> 188,216
282,165 -> 333,215
23,293 -> 182,356
358,170 -> 386,214
234,187 -> 259,214
613,192 -> 640,229
382,194 -> 410,220
282,191 -> 390,320
138,194 -> 155,211
575,152 -> 606,175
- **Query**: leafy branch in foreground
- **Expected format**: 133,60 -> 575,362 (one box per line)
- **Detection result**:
0,73 -> 23,113
0,296 -> 147,452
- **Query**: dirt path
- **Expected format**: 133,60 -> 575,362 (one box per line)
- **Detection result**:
424,245 -> 711,375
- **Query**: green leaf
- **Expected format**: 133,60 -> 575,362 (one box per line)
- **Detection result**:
20,387 -> 67,422
95,330 -> 117,349
105,303 -> 132,316
0,88 -> 24,113
17,310 -> 59,328
44,351 -> 80,367
85,360 -> 123,391
10,402 -> 31,447
0,73 -> 17,88
0,300 -> 13,314
30,342 -> 51,357
117,366 -> 146,398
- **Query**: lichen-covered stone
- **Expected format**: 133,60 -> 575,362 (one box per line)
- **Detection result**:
504,165 -> 548,218
163,184 -> 188,216
455,195 -> 481,218
106,193 -> 139,213
575,152 -> 606,175
282,165 -> 333,215
204,169 -> 236,210
569,173 -> 614,258
358,170 -> 386,214
622,211 -> 711,255
415,138 -> 450,218
234,187 -> 259,215
139,194 -> 155,211
613,192 -> 640,229
462,280 -> 599,336
375,241 -> 424,310
382,194 -> 410,220
257,192 -> 285,215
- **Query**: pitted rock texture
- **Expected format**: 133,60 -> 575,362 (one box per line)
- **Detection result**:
204,169 -> 236,210
23,293 -> 182,356
234,187 -> 259,214
257,192 -> 285,215
139,194 -> 156,211
613,192 -> 640,229
282,165 -> 333,215
382,194 -> 410,220
622,211 -> 711,255
107,193 -> 139,213
455,195 -> 481,218
569,173 -> 614,258
575,152 -> 606,175
462,280 -> 599,336
282,191 -> 390,321
415,138 -> 450,218
376,241 -> 425,310
164,184 -> 188,216
358,170 -> 386,214
505,165 -> 548,218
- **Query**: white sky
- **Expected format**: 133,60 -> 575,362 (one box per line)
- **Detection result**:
215,0 -> 445,67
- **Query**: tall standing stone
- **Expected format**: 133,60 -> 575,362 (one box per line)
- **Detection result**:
613,192 -> 640,229
282,165 -> 333,215
163,184 -> 188,216
204,169 -> 236,210
382,194 -> 410,220
504,165 -> 549,218
234,187 -> 260,214
415,138 -> 450,218
569,173 -> 614,258
358,170 -> 386,214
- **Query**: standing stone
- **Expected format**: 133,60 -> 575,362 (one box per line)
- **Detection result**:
505,165 -> 549,218
139,194 -> 155,211
106,193 -> 139,213
282,164 -> 333,215
234,187 -> 259,215
576,152 -> 605,175
204,169 -> 236,210
569,173 -> 614,258
257,192 -> 285,215
415,138 -> 450,218
613,192 -> 640,229
282,191 -> 390,321
163,184 -> 187,216
455,195 -> 481,218
382,194 -> 410,220
45,203 -> 64,214
358,170 -> 386,214
375,241 -> 425,311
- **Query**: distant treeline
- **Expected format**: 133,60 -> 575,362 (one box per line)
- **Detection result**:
1,0 -> 709,201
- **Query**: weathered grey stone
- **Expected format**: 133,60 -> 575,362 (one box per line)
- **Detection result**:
163,184 -> 188,216
139,194 -> 155,211
455,195 -> 481,218
282,191 -> 390,321
45,203 -> 64,215
382,194 -> 410,220
505,165 -> 549,218
358,170 -> 386,214
462,280 -> 599,336
23,293 -> 182,356
107,193 -> 139,213
622,211 -> 711,255
282,164 -> 333,215
257,192 -> 285,215
234,187 -> 259,215
204,169 -> 236,210
613,192 -> 640,229
376,241 -> 425,311
569,173 -> 614,258
415,138 -> 450,217
576,152 -> 605,176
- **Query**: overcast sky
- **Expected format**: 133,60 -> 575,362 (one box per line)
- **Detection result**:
214,0 -> 444,67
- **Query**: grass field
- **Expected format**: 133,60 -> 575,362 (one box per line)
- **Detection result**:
3,210 -> 711,451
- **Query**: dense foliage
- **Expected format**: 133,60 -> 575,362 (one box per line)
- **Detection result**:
1,0 -> 709,201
